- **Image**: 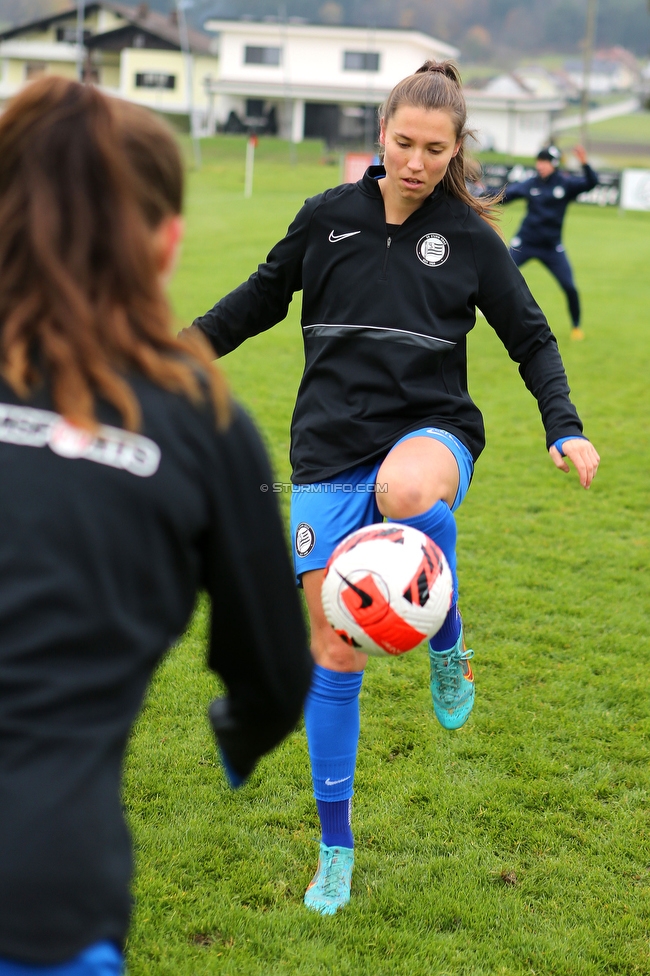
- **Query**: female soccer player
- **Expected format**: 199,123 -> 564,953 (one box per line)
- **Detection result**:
503,145 -> 598,340
192,62 -> 600,915
0,78 -> 311,973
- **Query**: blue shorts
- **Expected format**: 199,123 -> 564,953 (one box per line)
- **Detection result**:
0,943 -> 122,976
290,427 -> 474,580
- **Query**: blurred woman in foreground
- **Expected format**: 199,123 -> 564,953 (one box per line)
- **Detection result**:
0,77 -> 311,975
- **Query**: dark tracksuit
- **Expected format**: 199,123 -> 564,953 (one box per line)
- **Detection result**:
0,376 -> 312,965
503,164 -> 598,328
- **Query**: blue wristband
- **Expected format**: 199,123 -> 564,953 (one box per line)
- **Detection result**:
552,435 -> 587,457
219,746 -> 246,789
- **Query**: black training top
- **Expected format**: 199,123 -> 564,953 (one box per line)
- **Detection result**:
504,163 -> 598,248
194,166 -> 584,484
0,375 -> 311,965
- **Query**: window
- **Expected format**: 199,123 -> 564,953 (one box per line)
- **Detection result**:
135,72 -> 176,89
304,103 -> 340,146
343,51 -> 380,72
56,26 -> 91,42
244,45 -> 281,66
245,99 -> 265,117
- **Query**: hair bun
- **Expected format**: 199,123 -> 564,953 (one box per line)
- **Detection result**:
414,60 -> 461,85
416,61 -> 447,75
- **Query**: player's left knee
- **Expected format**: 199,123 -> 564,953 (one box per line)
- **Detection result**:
375,480 -> 439,520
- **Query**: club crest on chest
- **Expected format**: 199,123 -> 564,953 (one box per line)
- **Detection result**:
416,233 -> 450,268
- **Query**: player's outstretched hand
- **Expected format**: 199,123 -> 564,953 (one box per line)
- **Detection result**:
549,438 -> 600,489
574,145 -> 588,165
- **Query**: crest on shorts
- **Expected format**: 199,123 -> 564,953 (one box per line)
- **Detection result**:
416,233 -> 450,267
295,522 -> 316,557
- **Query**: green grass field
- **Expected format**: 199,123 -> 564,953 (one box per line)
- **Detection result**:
124,137 -> 650,975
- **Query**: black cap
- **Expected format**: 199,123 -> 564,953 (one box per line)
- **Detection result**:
537,146 -> 561,166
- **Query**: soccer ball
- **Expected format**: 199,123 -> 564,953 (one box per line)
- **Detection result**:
321,523 -> 452,657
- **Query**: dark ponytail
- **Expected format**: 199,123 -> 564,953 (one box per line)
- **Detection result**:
380,60 -> 502,233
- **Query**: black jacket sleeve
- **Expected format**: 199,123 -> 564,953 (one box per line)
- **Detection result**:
202,404 -> 312,779
193,197 -> 318,357
502,178 -> 531,204
471,221 -> 584,447
565,163 -> 598,201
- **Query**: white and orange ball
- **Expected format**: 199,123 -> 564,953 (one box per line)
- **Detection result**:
321,523 -> 452,658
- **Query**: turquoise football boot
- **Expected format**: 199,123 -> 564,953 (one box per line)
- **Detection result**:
304,842 -> 354,915
429,628 -> 475,730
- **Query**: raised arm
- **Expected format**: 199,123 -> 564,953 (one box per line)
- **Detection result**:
565,145 -> 598,200
203,404 -> 312,785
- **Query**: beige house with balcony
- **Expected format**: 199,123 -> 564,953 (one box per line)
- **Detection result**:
0,1 -> 218,126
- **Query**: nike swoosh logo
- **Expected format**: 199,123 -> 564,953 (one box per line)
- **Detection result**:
338,570 -> 373,608
325,776 -> 351,786
329,230 -> 361,243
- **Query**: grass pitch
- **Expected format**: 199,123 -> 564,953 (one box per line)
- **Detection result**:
124,137 -> 650,975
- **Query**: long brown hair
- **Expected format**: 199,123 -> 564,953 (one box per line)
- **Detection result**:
380,60 -> 502,233
0,76 -> 228,431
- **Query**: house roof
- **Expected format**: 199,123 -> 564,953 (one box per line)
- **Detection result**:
0,1 -> 213,54
203,17 -> 459,59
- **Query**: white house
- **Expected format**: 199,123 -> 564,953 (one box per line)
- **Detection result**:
202,19 -> 458,144
465,74 -> 566,156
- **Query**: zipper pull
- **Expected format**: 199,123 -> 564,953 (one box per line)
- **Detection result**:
386,236 -> 392,248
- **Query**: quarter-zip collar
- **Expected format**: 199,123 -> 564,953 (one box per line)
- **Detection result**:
360,165 -> 445,216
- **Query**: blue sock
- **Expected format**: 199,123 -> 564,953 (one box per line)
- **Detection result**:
304,664 -> 363,848
429,602 -> 462,652
395,499 -> 458,601
316,798 -> 353,849
395,499 -> 461,651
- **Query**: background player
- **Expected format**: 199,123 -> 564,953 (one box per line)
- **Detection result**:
0,78 -> 312,975
191,63 -> 599,917
503,145 -> 598,340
